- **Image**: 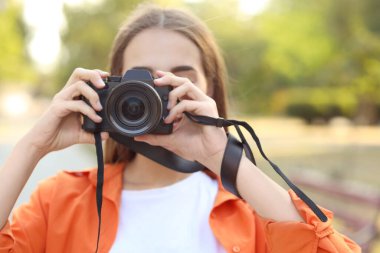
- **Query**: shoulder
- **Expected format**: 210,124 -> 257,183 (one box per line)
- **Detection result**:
38,162 -> 124,190
10,167 -> 99,225
42,167 -> 95,186
35,163 -> 124,203
34,167 -> 97,202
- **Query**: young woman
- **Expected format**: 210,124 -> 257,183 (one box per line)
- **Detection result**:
0,4 -> 360,253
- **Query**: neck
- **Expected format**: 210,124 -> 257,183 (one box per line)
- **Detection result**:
123,154 -> 190,190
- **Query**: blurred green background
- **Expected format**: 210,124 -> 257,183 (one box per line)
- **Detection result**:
1,0 -> 380,251
2,0 -> 380,123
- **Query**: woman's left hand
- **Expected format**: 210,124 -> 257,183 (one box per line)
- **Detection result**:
134,70 -> 227,174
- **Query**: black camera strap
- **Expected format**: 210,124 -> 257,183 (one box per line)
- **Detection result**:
93,113 -> 327,252
94,132 -> 104,253
109,132 -> 205,173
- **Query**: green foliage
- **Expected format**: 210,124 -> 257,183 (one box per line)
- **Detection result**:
271,87 -> 357,123
259,11 -> 334,83
51,0 -> 143,93
209,0 -> 380,123
0,2 -> 36,85
354,59 -> 380,97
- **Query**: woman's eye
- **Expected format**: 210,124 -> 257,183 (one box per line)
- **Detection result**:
175,71 -> 197,83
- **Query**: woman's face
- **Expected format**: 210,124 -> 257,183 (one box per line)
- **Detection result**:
122,28 -> 209,94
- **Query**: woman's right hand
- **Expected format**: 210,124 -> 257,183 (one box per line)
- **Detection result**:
23,68 -> 109,157
0,68 -> 111,228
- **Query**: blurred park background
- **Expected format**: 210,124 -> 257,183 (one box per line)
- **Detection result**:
1,0 -> 380,251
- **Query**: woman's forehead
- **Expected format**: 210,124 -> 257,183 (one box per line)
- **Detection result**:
122,28 -> 203,73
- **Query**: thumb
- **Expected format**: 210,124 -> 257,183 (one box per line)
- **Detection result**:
79,131 -> 109,144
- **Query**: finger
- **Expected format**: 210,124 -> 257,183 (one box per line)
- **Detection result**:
94,69 -> 110,78
62,100 -> 102,123
167,83 -> 206,110
155,71 -> 208,104
66,68 -> 107,89
59,81 -> 102,111
165,100 -> 204,123
154,71 -> 190,88
156,70 -> 173,78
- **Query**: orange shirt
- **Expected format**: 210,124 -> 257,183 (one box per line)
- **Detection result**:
0,163 -> 360,253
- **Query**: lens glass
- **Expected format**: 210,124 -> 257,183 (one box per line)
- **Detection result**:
115,91 -> 149,127
122,97 -> 145,121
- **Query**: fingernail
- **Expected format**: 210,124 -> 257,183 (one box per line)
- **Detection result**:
96,115 -> 103,122
98,77 -> 106,87
156,70 -> 166,77
97,101 -> 103,110
154,77 -> 163,83
164,116 -> 171,123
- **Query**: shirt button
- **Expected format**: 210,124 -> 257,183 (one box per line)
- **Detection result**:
232,246 -> 240,252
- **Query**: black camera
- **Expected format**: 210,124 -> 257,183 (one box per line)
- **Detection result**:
82,69 -> 172,137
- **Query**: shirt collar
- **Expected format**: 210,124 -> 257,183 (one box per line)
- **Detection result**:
202,169 -> 240,207
88,163 -> 125,202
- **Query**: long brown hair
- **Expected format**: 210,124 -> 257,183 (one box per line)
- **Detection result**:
105,4 -> 229,163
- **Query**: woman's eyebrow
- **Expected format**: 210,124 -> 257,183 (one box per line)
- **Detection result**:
131,65 -> 196,74
171,65 -> 196,73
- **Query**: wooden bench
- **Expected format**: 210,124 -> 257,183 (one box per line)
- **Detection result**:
291,170 -> 380,253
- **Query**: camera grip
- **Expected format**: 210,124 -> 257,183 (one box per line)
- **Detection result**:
81,95 -> 103,133
82,115 -> 103,133
81,79 -> 110,133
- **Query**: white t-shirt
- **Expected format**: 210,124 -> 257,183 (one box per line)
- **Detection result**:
109,171 -> 226,253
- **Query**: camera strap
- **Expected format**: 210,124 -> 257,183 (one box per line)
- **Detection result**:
92,113 -> 327,252
94,132 -> 104,253
183,112 -> 328,223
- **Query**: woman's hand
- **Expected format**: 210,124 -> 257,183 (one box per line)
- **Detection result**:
134,71 -> 227,174
23,68 -> 109,157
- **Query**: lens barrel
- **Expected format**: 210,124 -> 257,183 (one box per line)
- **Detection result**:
106,81 -> 162,136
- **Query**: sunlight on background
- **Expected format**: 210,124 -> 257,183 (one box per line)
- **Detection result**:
23,0 -> 65,72
1,92 -> 31,118
23,0 -> 269,71
238,0 -> 270,16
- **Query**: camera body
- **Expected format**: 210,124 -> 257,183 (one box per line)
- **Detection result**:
82,69 -> 172,137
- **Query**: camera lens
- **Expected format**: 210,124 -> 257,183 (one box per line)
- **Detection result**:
122,97 -> 145,121
106,81 -> 162,136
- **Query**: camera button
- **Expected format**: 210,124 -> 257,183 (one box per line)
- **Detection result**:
107,76 -> 122,82
162,95 -> 168,101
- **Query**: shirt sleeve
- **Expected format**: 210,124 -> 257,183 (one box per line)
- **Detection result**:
260,189 -> 361,253
0,177 -> 55,253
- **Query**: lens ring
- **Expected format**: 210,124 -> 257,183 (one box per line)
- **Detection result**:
106,81 -> 162,136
